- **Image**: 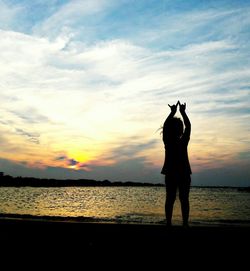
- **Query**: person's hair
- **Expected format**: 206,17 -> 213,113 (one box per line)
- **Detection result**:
165,117 -> 183,138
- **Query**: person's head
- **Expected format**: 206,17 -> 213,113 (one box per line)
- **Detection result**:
166,117 -> 183,138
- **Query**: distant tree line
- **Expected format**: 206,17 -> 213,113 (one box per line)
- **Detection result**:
0,172 -> 164,187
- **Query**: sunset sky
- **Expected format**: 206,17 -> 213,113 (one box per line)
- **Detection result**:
0,0 -> 249,186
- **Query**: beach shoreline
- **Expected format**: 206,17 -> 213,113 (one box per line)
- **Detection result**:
0,214 -> 249,268
1,214 -> 249,247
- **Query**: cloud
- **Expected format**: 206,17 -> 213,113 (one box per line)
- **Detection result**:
0,157 -> 86,179
32,0 -> 114,39
9,108 -> 50,124
0,120 -> 42,161
0,155 -> 160,182
1,154 -> 249,187
54,155 -> 90,171
0,134 -> 22,153
52,138 -> 158,177
67,158 -> 78,166
1,27 -> 249,183
237,151 -> 250,161
104,138 -> 158,161
0,0 -> 23,30
15,128 -> 40,144
192,163 -> 250,187
88,156 -> 160,183
130,6 -> 250,48
0,1 -> 249,185
55,155 -> 68,161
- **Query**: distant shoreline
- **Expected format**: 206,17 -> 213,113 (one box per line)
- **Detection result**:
0,173 -> 249,189
0,173 -> 163,187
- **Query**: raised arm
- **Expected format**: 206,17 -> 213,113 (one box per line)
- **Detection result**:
179,102 -> 191,139
165,101 -> 178,123
162,101 -> 178,143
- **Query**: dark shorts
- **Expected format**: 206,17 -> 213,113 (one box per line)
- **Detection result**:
165,174 -> 191,199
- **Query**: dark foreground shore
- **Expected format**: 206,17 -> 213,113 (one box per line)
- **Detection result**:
0,215 -> 249,267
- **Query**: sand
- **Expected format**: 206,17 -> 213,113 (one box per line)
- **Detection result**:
0,215 -> 249,267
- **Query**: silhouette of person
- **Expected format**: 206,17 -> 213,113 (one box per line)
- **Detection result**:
161,101 -> 192,227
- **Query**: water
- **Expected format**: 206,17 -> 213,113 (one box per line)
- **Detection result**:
0,186 -> 249,226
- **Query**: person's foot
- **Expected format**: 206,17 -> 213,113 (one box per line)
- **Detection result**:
166,221 -> 172,227
182,223 -> 189,229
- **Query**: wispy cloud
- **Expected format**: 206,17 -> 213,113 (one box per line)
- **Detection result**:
9,108 -> 50,124
15,128 -> 40,144
32,0 -> 114,39
0,0 -> 24,30
55,154 -> 90,171
103,138 -> 158,162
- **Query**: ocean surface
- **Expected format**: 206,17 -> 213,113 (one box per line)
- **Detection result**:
0,186 -> 250,226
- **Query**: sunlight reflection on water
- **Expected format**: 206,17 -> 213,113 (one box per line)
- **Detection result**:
0,186 -> 249,225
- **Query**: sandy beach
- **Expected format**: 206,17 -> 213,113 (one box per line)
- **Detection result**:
0,215 -> 249,266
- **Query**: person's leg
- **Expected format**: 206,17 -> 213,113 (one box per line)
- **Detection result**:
179,175 -> 191,227
165,175 -> 177,226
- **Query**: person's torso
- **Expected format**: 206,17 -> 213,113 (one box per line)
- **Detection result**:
161,137 -> 191,175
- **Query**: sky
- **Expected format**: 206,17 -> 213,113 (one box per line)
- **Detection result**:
0,0 -> 250,186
